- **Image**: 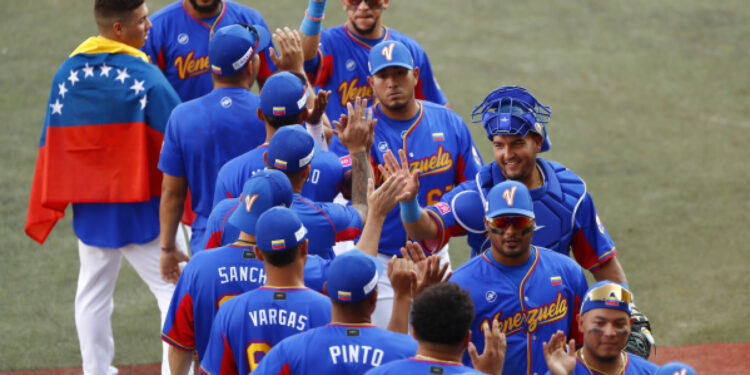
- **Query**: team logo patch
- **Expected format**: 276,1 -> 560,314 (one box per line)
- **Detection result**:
177,33 -> 189,45
432,132 -> 445,141
272,106 -> 286,116
485,290 -> 497,303
596,214 -> 606,234
242,250 -> 256,259
274,159 -> 288,170
220,96 -> 232,108
338,290 -> 352,301
377,141 -> 389,153
273,292 -> 287,300
346,328 -> 360,337
271,239 -> 285,250
340,155 -> 352,168
429,366 -> 444,374
435,202 -> 451,215
550,276 -> 562,286
346,59 -> 356,71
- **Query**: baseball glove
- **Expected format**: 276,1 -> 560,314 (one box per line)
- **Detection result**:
624,305 -> 655,359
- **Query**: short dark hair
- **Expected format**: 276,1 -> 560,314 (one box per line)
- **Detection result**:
411,283 -> 475,345
259,244 -> 300,267
94,0 -> 143,26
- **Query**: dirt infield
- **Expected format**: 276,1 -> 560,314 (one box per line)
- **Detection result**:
2,343 -> 747,375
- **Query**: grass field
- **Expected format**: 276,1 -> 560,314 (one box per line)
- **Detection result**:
1,0 -> 749,370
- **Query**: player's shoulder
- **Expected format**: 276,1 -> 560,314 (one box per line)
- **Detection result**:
539,158 -> 585,185
148,1 -> 183,24
451,253 -> 489,280
224,0 -> 265,20
625,353 -> 659,372
536,246 -> 583,272
386,28 -> 426,52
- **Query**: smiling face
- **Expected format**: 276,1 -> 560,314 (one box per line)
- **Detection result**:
485,214 -> 535,265
579,308 -> 632,362
491,133 -> 541,186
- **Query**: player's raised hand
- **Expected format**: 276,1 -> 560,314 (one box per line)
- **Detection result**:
401,242 -> 451,296
543,330 -> 576,375
307,89 -> 331,125
387,255 -> 417,299
335,97 -> 375,153
378,149 -> 419,202
367,173 -> 405,218
468,319 -> 507,375
269,27 -> 304,73
160,249 -> 190,284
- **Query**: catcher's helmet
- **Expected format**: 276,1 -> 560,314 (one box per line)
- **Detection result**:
471,86 -> 552,152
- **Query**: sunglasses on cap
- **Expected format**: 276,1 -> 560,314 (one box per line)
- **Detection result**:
345,0 -> 383,9
586,283 -> 633,304
486,216 -> 534,235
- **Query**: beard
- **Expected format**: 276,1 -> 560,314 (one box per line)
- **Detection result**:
351,15 -> 380,35
189,0 -> 221,14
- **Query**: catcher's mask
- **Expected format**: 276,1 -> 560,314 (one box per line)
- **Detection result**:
472,86 -> 552,152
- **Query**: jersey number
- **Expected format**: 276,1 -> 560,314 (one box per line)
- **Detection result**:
246,341 -> 272,371
245,194 -> 259,212
308,169 -> 320,184
426,184 -> 454,206
502,186 -> 517,206
381,43 -> 395,61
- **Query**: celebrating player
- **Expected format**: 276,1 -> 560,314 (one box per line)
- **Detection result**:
25,1 -> 182,373
542,282 -> 659,375
200,207 -> 332,374
143,0 -> 274,101
365,283 -> 507,375
449,181 -> 588,375
158,23 -> 270,266
252,250 -> 418,374
297,0 -> 448,155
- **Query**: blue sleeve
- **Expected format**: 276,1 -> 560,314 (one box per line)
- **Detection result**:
325,203 -> 363,242
456,120 -> 484,182
303,255 -> 331,293
412,47 -> 448,106
570,193 -> 617,272
157,112 -> 185,177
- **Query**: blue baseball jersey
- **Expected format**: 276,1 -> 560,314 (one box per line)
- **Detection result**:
306,25 -> 447,129
366,101 -> 483,256
365,358 -> 484,374
252,323 -> 418,375
291,193 -> 362,259
544,351 -> 658,375
143,0 -> 274,101
200,286 -> 332,375
29,37 -> 181,247
424,158 -> 617,272
158,87 -> 266,250
450,247 -> 588,375
160,244 -> 267,361
201,197 -> 241,250
213,142 -> 347,208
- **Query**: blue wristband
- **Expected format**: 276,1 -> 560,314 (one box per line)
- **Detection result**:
301,0 -> 326,36
400,196 -> 421,223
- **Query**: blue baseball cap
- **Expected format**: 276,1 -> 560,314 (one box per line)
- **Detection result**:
368,40 -> 414,75
265,125 -> 315,172
255,207 -> 308,252
580,281 -> 633,316
227,170 -> 293,235
260,71 -> 309,117
471,86 -> 552,152
209,23 -> 271,76
485,181 -> 535,219
326,249 -> 385,303
656,362 -> 697,375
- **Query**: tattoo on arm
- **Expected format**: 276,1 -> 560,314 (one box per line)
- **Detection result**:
350,150 -> 373,219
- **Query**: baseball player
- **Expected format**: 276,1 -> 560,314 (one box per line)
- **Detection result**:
397,86 -> 629,285
200,207 -> 332,374
365,283 -> 507,375
212,71 -> 348,210
357,40 -> 483,328
25,1 -> 181,373
449,181 -> 589,375
143,0 -> 274,101
542,281 -> 659,375
297,0 -> 448,156
252,249 -> 418,374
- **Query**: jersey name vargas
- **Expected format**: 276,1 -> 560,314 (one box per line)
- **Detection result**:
248,308 -> 309,331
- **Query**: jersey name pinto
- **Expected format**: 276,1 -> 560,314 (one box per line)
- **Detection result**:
310,25 -> 447,122
199,287 -> 331,375
143,0 -> 273,101
450,247 -> 588,375
160,244 -> 265,361
252,324 -> 417,375
371,101 -> 482,255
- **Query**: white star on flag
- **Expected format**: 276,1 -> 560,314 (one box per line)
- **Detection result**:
50,99 -> 63,115
100,63 -> 112,77
68,69 -> 79,86
130,79 -> 145,95
115,68 -> 130,84
140,95 -> 148,110
58,82 -> 68,98
82,63 -> 95,78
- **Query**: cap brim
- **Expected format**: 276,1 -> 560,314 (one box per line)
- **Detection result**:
370,62 -> 414,75
252,24 -> 272,52
486,208 -> 535,219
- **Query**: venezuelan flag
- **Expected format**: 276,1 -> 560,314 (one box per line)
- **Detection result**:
271,239 -> 286,250
432,132 -> 445,141
273,106 -> 286,116
550,276 -> 562,286
274,159 -> 288,170
338,291 -> 352,301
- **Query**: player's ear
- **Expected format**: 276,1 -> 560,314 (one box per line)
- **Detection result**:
531,133 -> 543,153
577,313 -> 584,333
462,330 -> 471,349
299,239 -> 308,259
254,248 -> 265,261
411,67 -> 420,85
257,108 -> 266,123
367,75 -> 374,88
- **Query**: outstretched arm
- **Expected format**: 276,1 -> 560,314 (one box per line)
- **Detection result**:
355,174 -> 405,257
592,256 -> 628,284
299,0 -> 328,61
159,174 -> 190,284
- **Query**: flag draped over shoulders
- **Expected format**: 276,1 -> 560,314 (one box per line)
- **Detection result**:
26,36 -> 180,244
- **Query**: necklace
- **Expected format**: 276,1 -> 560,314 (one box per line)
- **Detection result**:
578,350 -> 626,375
413,354 -> 462,365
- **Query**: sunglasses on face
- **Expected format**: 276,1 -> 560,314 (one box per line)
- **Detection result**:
586,283 -> 633,304
345,0 -> 383,9
486,216 -> 534,235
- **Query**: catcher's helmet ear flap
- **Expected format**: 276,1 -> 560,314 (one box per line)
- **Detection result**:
472,86 -> 552,152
